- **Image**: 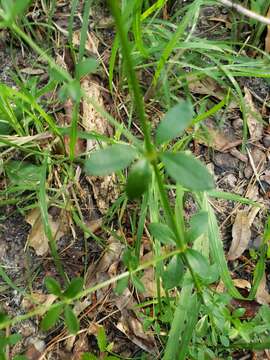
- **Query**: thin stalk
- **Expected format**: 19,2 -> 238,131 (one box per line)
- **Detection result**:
108,0 -> 153,155
152,162 -> 185,250
0,248 -> 183,330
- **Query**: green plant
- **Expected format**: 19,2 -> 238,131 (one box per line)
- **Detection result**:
0,0 -> 270,359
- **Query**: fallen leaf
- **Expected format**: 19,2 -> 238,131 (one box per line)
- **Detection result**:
232,278 -> 251,290
26,208 -> 67,256
21,67 -> 45,75
256,272 -> 270,305
244,87 -> 264,140
230,298 -> 260,319
85,235 -> 124,290
227,210 -> 252,261
116,308 -> 158,355
22,292 -> 57,311
187,76 -> 237,108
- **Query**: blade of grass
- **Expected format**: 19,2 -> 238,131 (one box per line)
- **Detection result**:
39,154 -> 67,283
153,0 -> 202,85
78,0 -> 92,62
163,285 -> 193,360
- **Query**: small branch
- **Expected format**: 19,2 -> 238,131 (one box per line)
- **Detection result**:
219,0 -> 270,26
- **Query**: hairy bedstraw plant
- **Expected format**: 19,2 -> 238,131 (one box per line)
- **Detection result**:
1,0 -> 270,359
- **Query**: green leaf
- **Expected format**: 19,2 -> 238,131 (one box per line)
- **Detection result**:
1,0 -> 30,21
64,306 -> 79,334
13,355 -> 29,360
186,249 -> 210,278
97,326 -> 107,352
5,160 -> 42,190
82,353 -> 97,360
11,0 -> 31,17
131,274 -> 145,293
161,152 -> 214,191
0,313 -> 8,325
162,256 -> 184,290
115,276 -> 129,295
126,159 -> 152,199
75,58 -> 98,79
6,334 -> 21,345
49,68 -> 67,83
63,277 -> 84,299
148,222 -> 176,245
0,120 -> 12,135
187,211 -> 208,243
156,100 -> 194,145
59,80 -> 81,102
85,144 -> 137,176
41,304 -> 63,331
44,277 -> 62,297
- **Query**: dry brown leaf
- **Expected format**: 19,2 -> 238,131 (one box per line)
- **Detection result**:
140,252 -> 165,298
25,208 -> 66,256
188,76 -> 237,108
256,272 -> 270,305
21,67 -> 44,75
244,87 -> 264,140
116,308 -> 158,355
265,7 -> 270,53
85,235 -> 124,289
206,127 -> 242,152
227,210 -> 252,260
232,278 -> 251,290
22,292 -> 57,312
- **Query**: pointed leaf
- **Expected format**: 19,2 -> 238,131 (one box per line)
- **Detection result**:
162,256 -> 184,290
41,304 -> 63,331
44,277 -> 62,297
75,58 -> 98,79
126,158 -> 152,199
148,222 -> 176,245
186,249 -> 217,284
85,144 -> 137,176
64,306 -> 79,334
187,211 -> 208,243
156,101 -> 194,145
63,277 -> 84,299
161,152 -> 214,190
131,274 -> 145,293
82,354 -> 97,360
115,276 -> 129,295
97,326 -> 107,352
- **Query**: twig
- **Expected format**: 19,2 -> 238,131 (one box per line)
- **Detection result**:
219,0 -> 270,25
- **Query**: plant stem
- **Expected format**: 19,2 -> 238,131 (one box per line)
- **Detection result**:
108,0 -> 153,155
152,162 -> 185,250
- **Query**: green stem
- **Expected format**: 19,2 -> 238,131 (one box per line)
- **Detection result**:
152,162 -> 185,250
108,0 -> 153,155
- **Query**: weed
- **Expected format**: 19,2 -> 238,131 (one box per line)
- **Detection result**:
0,0 -> 270,359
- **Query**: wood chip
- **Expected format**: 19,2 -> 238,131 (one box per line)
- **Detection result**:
244,87 -> 264,140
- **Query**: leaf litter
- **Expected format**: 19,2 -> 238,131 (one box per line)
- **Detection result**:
25,208 -> 68,256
